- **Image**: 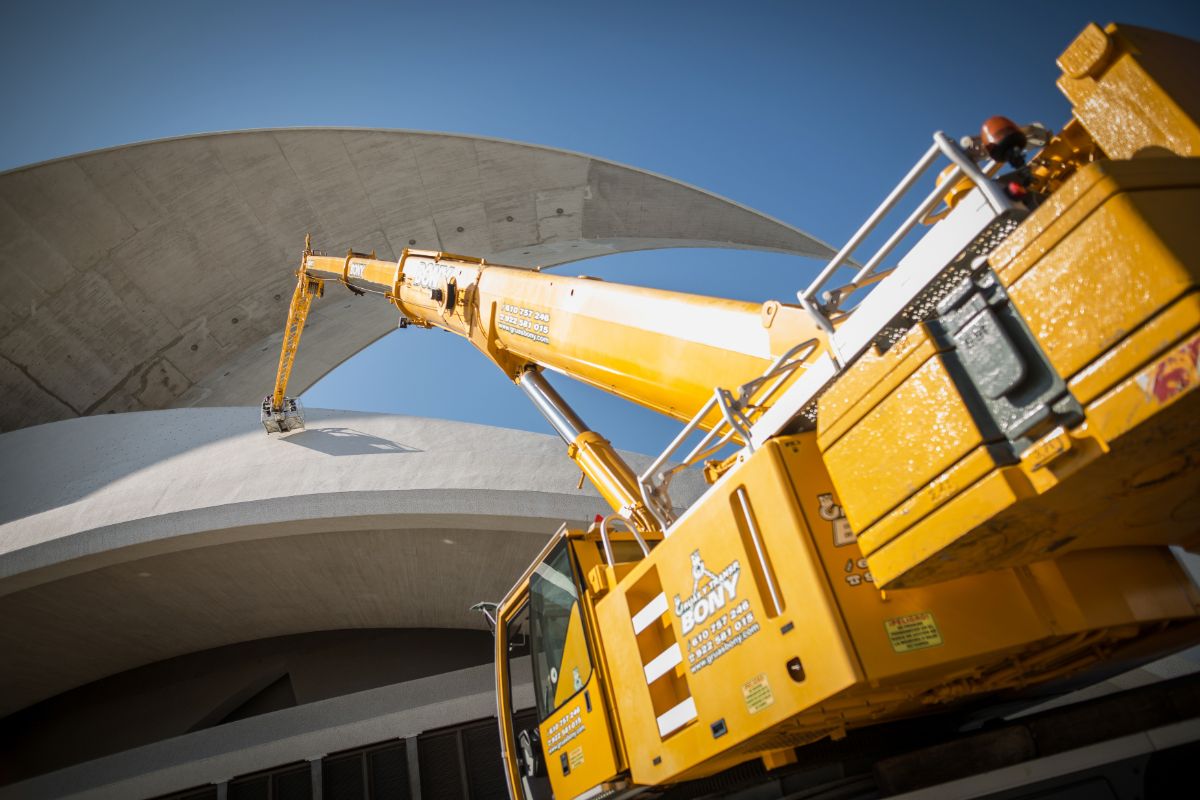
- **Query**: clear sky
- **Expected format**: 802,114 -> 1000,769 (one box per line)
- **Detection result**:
4,1 -> 1199,454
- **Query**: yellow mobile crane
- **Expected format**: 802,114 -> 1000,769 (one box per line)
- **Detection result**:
265,23 -> 1200,800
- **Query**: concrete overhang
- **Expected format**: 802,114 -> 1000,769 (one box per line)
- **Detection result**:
0,129 -> 834,432
0,407 -> 704,717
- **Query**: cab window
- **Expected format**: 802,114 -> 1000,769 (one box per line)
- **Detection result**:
529,541 -> 592,720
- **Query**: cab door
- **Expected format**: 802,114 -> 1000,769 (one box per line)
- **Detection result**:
529,539 -> 624,798
501,599 -> 552,800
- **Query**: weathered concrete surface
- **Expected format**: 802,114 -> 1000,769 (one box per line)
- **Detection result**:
0,659 -> 533,800
0,407 -> 703,717
1,628 -> 494,788
0,129 -> 834,432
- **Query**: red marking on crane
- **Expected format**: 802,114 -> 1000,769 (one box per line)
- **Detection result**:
1140,333 -> 1200,404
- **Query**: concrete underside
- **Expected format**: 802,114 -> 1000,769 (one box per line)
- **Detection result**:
0,407 -> 704,719
0,627 -> 495,787
0,658 -> 533,800
0,128 -> 834,432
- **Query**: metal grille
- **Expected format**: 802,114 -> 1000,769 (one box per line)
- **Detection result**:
150,787 -> 219,800
226,763 -> 312,800
462,721 -> 507,800
323,753 -> 365,800
418,729 -> 466,800
368,742 -> 410,800
228,775 -> 269,800
874,214 -> 1022,352
272,765 -> 312,799
156,715 -> 531,800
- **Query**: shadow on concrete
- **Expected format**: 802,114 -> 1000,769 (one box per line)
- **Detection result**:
280,427 -> 422,457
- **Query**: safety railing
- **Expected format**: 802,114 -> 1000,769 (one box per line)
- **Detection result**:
638,337 -> 821,528
597,513 -> 652,567
638,130 -> 1019,531
797,131 -> 1014,362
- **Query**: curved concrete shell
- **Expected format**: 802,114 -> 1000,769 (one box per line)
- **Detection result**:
0,129 -> 833,432
0,406 -> 702,718
0,407 -> 704,793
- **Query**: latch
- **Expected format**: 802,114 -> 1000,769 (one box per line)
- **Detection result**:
928,266 -> 1083,452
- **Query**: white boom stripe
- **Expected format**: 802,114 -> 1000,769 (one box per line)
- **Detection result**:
643,643 -> 683,684
632,592 -> 668,635
656,696 -> 697,737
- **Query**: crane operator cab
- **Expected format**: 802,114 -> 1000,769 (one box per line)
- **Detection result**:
496,529 -> 641,800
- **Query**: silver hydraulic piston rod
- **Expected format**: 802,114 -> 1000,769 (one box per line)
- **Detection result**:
516,368 -> 589,443
516,366 -> 662,536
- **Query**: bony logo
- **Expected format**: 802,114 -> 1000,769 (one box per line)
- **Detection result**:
673,550 -> 740,635
406,259 -> 457,291
818,493 -> 856,547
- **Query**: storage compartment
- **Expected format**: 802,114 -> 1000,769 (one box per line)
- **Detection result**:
994,159 -> 1200,387
817,159 -> 1200,589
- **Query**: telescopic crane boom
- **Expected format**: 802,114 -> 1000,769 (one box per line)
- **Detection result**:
265,235 -> 830,530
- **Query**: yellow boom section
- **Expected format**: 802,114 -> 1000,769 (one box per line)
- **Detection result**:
261,236 -> 325,434
298,248 -> 828,422
267,244 -> 831,529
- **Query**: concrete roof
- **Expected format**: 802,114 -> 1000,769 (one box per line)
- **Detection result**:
0,128 -> 834,432
0,407 -> 704,716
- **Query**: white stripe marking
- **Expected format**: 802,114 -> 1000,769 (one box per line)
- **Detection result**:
643,643 -> 683,684
656,696 -> 698,737
632,592 -> 668,635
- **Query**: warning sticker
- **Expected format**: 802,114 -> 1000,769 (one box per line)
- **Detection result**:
568,746 -> 584,770
884,612 -> 943,653
743,673 -> 775,714
1136,332 -> 1200,405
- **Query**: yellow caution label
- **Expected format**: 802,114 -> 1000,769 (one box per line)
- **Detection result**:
568,746 -> 584,770
743,673 -> 775,714
884,612 -> 943,653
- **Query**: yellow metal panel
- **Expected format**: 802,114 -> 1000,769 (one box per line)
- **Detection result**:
854,444 -> 1002,557
866,467 -> 1033,589
863,322 -> 1200,588
1085,328 -> 1200,446
990,160 -> 1200,290
1069,292 -> 1200,404
782,437 -> 1052,682
816,324 -> 944,452
542,671 -> 623,799
595,440 -> 859,786
583,435 -> 1200,786
1026,548 -> 1200,633
1057,23 -> 1200,160
822,354 -> 987,534
1006,186 -> 1200,383
843,161 -> 1200,588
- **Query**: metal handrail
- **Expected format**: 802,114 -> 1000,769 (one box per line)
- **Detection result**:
638,130 -> 1017,533
600,514 -> 651,566
637,338 -> 820,530
799,131 -> 1015,333
800,141 -> 942,311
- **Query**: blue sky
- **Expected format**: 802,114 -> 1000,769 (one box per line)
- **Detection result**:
4,1 -> 1199,454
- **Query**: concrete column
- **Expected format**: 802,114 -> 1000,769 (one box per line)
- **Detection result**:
309,757 -> 323,800
406,735 -> 421,800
